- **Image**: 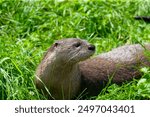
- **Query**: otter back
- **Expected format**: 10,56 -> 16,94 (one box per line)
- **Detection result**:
79,44 -> 150,96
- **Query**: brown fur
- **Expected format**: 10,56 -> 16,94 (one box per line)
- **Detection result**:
35,38 -> 150,99
80,44 -> 150,96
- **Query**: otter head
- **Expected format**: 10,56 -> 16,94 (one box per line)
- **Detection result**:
49,38 -> 95,65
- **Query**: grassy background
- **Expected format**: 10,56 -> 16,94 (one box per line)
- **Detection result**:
0,0 -> 150,100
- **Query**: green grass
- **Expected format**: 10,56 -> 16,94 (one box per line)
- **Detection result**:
0,0 -> 150,100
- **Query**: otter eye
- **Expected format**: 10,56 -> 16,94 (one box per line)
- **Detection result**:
73,42 -> 81,47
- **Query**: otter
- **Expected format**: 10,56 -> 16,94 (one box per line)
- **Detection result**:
35,38 -> 150,99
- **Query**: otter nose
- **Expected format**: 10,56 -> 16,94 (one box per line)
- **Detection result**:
88,45 -> 95,51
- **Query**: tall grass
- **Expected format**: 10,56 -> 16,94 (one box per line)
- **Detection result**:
0,0 -> 150,100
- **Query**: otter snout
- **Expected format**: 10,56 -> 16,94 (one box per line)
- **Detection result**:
88,45 -> 95,51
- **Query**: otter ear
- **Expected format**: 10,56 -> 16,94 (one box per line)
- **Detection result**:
54,42 -> 59,47
54,42 -> 60,48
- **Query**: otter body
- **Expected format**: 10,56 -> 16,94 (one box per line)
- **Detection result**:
35,38 -> 150,99
80,44 -> 150,96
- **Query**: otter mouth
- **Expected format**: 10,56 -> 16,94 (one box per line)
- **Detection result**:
80,44 -> 95,61
79,50 -> 95,61
68,50 -> 95,64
